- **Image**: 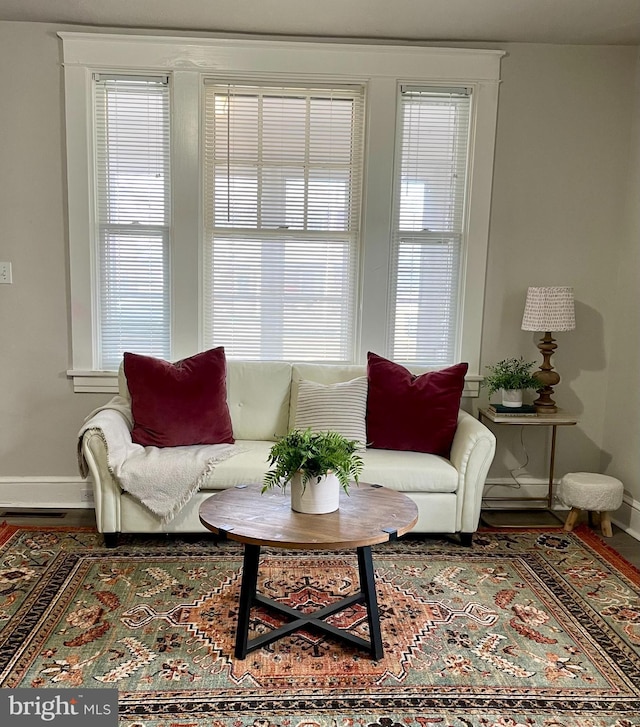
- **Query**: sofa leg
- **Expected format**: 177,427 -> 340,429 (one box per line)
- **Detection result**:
459,532 -> 473,547
103,532 -> 119,548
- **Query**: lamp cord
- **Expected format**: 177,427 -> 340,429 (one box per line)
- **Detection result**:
508,425 -> 530,487
483,425 -> 530,505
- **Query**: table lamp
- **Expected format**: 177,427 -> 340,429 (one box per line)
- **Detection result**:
521,286 -> 575,413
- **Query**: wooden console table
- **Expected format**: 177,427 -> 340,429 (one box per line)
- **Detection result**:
478,408 -> 578,514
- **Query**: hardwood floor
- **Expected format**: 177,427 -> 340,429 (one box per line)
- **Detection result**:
480,507 -> 640,567
604,527 -> 640,567
1,507 -> 638,568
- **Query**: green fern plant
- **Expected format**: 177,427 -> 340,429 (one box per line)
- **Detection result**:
483,357 -> 540,396
262,428 -> 364,494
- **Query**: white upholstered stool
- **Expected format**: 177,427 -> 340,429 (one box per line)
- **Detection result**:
559,472 -> 624,537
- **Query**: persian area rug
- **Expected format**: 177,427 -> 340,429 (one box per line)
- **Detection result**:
0,524 -> 639,727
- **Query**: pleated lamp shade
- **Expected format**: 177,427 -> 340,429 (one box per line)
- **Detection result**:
521,286 -> 575,332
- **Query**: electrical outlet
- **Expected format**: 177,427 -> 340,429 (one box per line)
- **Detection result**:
80,489 -> 94,503
0,262 -> 12,284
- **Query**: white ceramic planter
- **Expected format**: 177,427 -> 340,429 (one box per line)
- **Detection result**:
290,471 -> 340,514
501,388 -> 524,408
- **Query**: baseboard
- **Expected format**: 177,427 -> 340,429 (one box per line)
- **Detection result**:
483,478 -> 640,541
613,493 -> 640,541
0,477 -> 637,541
0,477 -> 94,509
482,477 -> 560,508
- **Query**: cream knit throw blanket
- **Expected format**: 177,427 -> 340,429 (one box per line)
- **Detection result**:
78,396 -> 239,523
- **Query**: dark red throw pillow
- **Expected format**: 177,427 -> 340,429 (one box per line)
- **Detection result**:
124,348 -> 234,447
366,352 -> 467,457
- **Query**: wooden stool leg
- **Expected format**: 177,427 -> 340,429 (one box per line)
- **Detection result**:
563,507 -> 581,532
600,511 -> 613,538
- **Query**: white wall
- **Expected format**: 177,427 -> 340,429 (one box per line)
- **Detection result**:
0,22 -> 637,520
600,48 -> 640,532
0,23 -> 110,477
479,43 -> 637,496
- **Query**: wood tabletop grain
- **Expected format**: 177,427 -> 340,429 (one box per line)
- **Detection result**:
199,483 -> 419,549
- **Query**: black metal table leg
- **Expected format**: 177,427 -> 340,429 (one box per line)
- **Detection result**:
235,543 -> 261,659
357,545 -> 383,660
233,543 -> 384,660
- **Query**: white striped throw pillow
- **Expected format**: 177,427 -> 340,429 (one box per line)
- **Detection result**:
294,377 -> 368,447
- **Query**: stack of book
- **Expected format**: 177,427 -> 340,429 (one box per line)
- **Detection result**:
488,404 -> 538,416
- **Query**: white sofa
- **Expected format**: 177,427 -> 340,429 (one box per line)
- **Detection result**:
80,361 -> 496,546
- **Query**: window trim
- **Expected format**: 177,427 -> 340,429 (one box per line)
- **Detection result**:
389,85 -> 472,366
60,32 -> 503,394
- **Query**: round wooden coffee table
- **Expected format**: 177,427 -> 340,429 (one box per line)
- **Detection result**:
199,482 -> 418,660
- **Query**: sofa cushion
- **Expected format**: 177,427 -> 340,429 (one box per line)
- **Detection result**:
117,361 -> 130,403
196,440 -> 457,493
198,440 -> 277,489
124,348 -> 234,447
366,352 -> 468,457
226,361 -> 292,441
360,448 -> 458,492
294,377 -> 367,446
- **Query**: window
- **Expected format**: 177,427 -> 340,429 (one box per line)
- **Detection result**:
203,84 -> 364,360
60,33 -> 502,394
390,87 -> 471,366
94,75 -> 171,369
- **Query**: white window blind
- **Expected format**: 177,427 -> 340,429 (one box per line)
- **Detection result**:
94,75 -> 171,369
390,87 -> 471,366
203,83 -> 364,361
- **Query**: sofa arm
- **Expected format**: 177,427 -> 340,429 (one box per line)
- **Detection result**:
449,410 -> 496,533
81,412 -> 131,534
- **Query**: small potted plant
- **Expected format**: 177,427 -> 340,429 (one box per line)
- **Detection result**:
483,357 -> 540,408
263,428 -> 364,514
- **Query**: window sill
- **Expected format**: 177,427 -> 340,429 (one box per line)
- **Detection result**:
67,370 -> 119,394
68,369 -> 481,397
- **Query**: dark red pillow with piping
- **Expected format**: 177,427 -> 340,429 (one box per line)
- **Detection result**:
365,352 -> 467,457
124,347 -> 234,447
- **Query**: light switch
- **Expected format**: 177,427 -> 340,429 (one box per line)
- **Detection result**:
0,262 -> 12,284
